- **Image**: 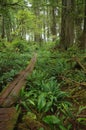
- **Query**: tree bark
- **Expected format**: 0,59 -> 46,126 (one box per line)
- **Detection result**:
1,16 -> 5,39
60,0 -> 75,50
51,7 -> 57,41
80,0 -> 86,49
33,1 -> 42,43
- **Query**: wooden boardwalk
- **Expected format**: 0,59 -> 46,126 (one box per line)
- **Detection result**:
0,107 -> 19,130
0,54 -> 37,130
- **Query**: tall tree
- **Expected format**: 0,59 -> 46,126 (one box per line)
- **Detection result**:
80,0 -> 86,49
0,0 -> 27,41
50,0 -> 58,41
60,0 -> 75,50
75,0 -> 84,42
31,0 -> 42,42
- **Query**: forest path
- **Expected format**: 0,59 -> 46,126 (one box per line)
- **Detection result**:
0,53 -> 37,130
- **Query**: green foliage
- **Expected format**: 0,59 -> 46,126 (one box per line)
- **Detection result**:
43,115 -> 61,125
0,39 -> 7,51
38,93 -> 47,112
0,0 -> 86,129
76,106 -> 86,125
77,106 -> 86,115
12,39 -> 29,52
18,79 -> 70,129
0,39 -> 86,130
58,102 -> 73,118
77,118 -> 86,125
18,72 -> 70,125
26,73 -> 69,112
16,9 -> 39,32
43,115 -> 67,130
17,44 -> 86,130
0,40 -> 31,90
39,128 -> 44,130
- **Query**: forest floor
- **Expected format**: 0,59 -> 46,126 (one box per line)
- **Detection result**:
0,42 -> 86,130
15,44 -> 86,130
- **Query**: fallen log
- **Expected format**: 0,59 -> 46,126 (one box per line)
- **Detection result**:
68,57 -> 86,73
0,53 -> 37,107
59,75 -> 86,87
0,107 -> 20,130
75,57 -> 86,73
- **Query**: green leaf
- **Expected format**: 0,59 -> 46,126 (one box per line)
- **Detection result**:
38,128 -> 44,130
44,101 -> 53,112
27,99 -> 35,106
77,118 -> 86,125
27,112 -> 37,120
38,93 -> 46,112
77,106 -> 86,115
21,101 -> 29,110
43,115 -> 61,125
59,125 -> 67,130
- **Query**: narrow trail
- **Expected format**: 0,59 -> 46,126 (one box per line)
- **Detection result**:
0,54 -> 37,130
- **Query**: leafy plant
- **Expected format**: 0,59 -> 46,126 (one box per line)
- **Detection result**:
38,93 -> 47,112
0,45 -> 31,90
43,115 -> 67,130
76,106 -> 86,125
77,118 -> 86,125
12,39 -> 28,52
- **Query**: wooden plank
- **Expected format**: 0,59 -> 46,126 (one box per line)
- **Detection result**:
0,107 -> 20,130
0,54 -> 37,107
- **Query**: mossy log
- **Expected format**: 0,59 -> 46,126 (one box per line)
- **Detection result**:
0,54 -> 37,107
0,107 -> 20,130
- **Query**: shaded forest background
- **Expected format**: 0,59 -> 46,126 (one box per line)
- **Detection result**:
0,0 -> 86,49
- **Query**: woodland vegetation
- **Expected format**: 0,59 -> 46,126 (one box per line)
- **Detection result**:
0,0 -> 86,130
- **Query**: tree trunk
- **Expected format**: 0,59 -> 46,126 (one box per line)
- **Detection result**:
33,1 -> 42,43
60,0 -> 75,50
1,16 -> 5,39
46,5 -> 50,41
75,0 -> 83,42
80,0 -> 86,49
51,7 -> 57,41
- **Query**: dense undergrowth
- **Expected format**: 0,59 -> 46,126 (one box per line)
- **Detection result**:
0,39 -> 86,130
0,39 -> 36,90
